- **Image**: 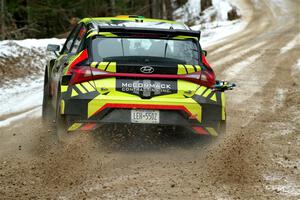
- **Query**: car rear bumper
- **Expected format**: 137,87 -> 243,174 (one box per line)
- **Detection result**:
66,106 -> 223,136
60,81 -> 226,136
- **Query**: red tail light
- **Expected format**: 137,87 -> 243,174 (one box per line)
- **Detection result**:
69,66 -> 113,85
69,66 -> 95,84
199,69 -> 216,87
180,69 -> 215,87
69,66 -> 215,87
69,66 -> 91,84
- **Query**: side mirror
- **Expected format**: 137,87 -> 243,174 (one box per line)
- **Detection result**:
202,50 -> 208,57
47,44 -> 60,56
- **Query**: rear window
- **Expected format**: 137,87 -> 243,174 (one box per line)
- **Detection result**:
91,37 -> 200,65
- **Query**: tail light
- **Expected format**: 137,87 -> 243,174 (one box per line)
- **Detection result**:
199,69 -> 216,87
69,66 -> 92,85
69,66 -> 111,85
182,69 -> 215,87
69,66 -> 216,88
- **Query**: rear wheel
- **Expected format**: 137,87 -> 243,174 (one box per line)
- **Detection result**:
42,69 -> 54,121
218,120 -> 227,135
55,88 -> 71,142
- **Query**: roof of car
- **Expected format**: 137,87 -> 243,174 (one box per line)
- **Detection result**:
80,15 -> 190,31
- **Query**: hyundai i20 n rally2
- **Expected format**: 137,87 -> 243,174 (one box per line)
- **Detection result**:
42,15 -> 235,139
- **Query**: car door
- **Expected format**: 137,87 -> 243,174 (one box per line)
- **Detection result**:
50,24 -> 82,106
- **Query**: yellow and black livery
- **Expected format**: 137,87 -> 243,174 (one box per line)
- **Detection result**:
43,15 -> 229,138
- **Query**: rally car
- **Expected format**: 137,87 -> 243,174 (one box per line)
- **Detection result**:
42,15 -> 234,139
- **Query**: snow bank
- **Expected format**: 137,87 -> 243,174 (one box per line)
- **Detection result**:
173,0 -> 201,23
212,0 -> 235,21
280,34 -> 300,54
174,0 -> 240,24
0,38 -> 65,86
0,38 -> 64,126
193,20 -> 246,47
0,38 -> 65,57
174,0 -> 244,47
0,76 -> 43,117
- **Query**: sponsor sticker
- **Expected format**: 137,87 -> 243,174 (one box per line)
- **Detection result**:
116,79 -> 177,98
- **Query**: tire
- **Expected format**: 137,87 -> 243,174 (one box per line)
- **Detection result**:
218,120 -> 227,135
55,87 -> 71,142
42,69 -> 54,122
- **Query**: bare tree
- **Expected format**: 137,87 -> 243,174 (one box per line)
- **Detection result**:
110,0 -> 115,16
201,0 -> 212,12
150,0 -> 162,18
1,0 -> 5,40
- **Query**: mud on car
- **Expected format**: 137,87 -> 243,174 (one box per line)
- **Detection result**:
42,15 -> 234,139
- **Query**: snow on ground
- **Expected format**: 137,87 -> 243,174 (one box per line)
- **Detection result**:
0,38 -> 65,84
0,38 -> 65,57
173,0 -> 201,23
174,0 -> 240,23
175,0 -> 246,47
223,53 -> 261,78
280,34 -> 300,54
0,76 -> 44,117
264,173 -> 300,197
292,58 -> 300,76
193,20 -> 246,47
0,107 -> 41,127
0,38 -> 64,127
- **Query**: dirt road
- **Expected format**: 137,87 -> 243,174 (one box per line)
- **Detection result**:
0,0 -> 299,199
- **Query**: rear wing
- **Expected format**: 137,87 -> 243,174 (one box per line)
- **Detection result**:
97,26 -> 201,40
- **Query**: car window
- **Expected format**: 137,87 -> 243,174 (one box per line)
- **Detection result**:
61,25 -> 81,54
70,26 -> 87,54
91,37 -> 200,65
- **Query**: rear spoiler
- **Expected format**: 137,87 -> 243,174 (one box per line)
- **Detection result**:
97,26 -> 201,40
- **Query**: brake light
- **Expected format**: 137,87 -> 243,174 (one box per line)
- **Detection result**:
69,66 -> 113,85
69,66 -> 94,84
181,70 -> 215,87
69,66 -> 215,87
200,70 -> 216,87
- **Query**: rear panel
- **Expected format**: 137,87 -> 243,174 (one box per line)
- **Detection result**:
60,78 -> 224,127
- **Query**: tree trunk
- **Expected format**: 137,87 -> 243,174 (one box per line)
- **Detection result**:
201,0 -> 212,12
151,0 -> 157,18
1,0 -> 4,40
110,0 -> 115,16
164,0 -> 173,20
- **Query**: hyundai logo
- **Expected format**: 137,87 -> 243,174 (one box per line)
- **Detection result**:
140,66 -> 154,74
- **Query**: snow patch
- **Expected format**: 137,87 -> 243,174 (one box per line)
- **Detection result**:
194,20 -> 246,47
0,76 -> 43,117
212,41 -> 266,68
173,0 -> 201,23
268,122 -> 296,136
280,34 -> 300,54
271,88 -> 288,112
264,174 -> 300,197
251,0 -> 263,9
292,58 -> 300,76
212,0 -> 235,21
274,157 -> 300,169
0,38 -> 65,57
223,54 -> 261,78
174,0 -> 240,24
0,107 -> 40,127
211,42 -> 235,54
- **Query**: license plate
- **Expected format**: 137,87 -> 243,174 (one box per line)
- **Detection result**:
131,109 -> 160,124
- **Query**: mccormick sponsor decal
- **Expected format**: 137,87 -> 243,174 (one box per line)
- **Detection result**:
117,79 -> 177,98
